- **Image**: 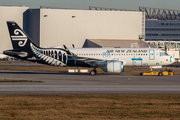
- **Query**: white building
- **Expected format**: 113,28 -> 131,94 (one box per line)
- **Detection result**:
0,6 -> 145,56
0,6 -> 29,56
38,8 -> 145,48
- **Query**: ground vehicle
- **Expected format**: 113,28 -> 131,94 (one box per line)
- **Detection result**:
140,68 -> 174,76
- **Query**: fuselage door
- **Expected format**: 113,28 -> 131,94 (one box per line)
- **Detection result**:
149,50 -> 155,60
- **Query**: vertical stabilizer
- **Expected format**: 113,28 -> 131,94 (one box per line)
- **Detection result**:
7,21 -> 39,50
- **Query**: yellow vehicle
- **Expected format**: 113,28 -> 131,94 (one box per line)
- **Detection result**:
140,68 -> 174,76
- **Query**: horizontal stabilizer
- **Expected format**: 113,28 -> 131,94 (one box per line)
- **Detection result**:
3,50 -> 28,57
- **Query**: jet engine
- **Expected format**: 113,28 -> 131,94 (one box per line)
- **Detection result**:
101,61 -> 124,73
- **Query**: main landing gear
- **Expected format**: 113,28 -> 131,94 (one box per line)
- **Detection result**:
90,64 -> 97,76
90,70 -> 97,76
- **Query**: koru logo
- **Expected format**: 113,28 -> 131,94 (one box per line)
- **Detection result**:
11,29 -> 27,47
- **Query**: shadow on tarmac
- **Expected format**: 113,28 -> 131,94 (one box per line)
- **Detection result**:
0,71 -> 140,76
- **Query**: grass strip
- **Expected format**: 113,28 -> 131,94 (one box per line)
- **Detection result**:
0,79 -> 43,82
0,94 -> 180,119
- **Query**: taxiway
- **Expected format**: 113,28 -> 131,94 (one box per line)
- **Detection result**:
0,70 -> 180,95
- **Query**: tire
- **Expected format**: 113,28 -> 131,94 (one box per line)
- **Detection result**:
140,73 -> 143,76
158,72 -> 163,76
90,70 -> 96,76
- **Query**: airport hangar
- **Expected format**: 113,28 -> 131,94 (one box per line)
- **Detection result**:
0,5 -> 146,57
91,6 -> 180,60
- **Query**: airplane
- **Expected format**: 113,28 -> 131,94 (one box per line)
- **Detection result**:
3,21 -> 175,75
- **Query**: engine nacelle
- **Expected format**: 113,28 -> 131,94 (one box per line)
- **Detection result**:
101,61 -> 124,73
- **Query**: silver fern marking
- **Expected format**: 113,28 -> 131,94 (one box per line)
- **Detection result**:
30,43 -> 66,66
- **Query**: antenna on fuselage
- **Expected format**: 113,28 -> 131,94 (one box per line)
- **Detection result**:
72,44 -> 76,48
165,46 -> 167,52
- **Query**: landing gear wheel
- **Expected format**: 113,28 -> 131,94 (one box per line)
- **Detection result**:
158,72 -> 163,76
90,70 -> 96,76
140,73 -> 143,76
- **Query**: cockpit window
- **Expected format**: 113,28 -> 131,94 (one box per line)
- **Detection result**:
159,52 -> 169,56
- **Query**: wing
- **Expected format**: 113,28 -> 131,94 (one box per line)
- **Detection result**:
73,56 -> 106,67
63,45 -> 120,67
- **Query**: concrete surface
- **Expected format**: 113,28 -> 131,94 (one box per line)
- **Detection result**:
0,70 -> 180,95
